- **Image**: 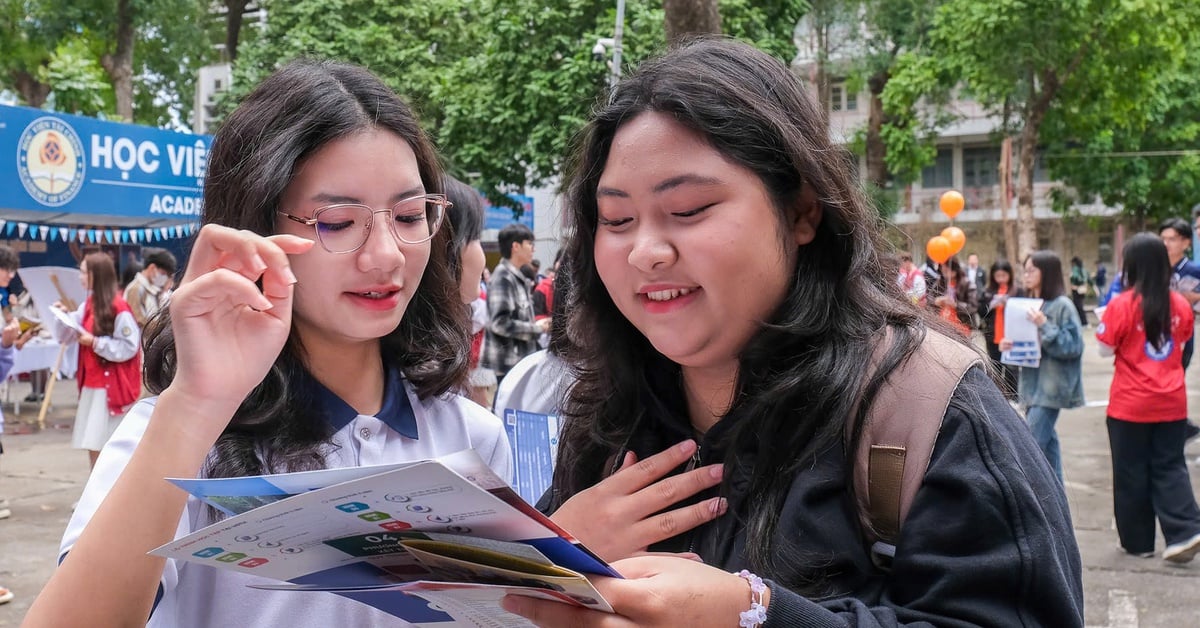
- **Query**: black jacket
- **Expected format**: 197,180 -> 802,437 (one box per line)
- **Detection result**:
549,367 -> 1084,627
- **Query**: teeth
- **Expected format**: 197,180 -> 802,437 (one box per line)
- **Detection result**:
646,288 -> 692,301
360,291 -> 386,299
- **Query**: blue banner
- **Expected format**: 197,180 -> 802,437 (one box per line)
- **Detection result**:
0,104 -> 211,222
482,193 -> 535,231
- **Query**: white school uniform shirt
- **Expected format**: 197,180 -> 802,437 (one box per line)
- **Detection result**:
61,366 -> 512,627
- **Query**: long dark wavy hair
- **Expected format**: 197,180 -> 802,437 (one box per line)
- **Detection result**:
83,252 -> 118,337
552,37 -> 962,589
1121,233 -> 1173,349
142,59 -> 469,480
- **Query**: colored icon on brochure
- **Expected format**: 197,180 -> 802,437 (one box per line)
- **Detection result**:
280,547 -> 303,555
405,504 -> 432,513
257,540 -> 282,549
336,502 -> 370,513
358,511 -> 391,522
379,520 -> 413,531
235,534 -> 259,543
446,525 -> 471,534
426,514 -> 452,524
238,557 -> 269,568
192,547 -> 224,558
216,552 -> 248,563
384,493 -> 412,503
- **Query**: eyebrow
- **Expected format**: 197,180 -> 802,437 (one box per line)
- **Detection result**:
596,173 -> 725,199
311,185 -> 426,205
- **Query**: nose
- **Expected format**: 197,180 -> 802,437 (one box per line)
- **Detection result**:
626,225 -> 676,272
356,210 -> 406,273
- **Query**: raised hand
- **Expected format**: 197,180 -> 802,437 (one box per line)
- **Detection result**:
166,225 -> 313,426
501,555 -> 764,628
549,440 -> 726,562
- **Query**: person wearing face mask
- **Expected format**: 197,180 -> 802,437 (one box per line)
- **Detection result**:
123,248 -> 178,328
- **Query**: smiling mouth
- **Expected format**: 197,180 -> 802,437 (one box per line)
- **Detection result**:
354,290 -> 396,299
644,288 -> 694,302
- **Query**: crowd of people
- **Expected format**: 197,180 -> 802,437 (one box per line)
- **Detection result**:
0,36 -> 1197,626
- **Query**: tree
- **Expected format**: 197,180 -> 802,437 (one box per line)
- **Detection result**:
1042,50 -> 1200,228
225,0 -> 803,208
0,0 -> 57,107
39,36 -> 115,116
663,0 -> 720,43
888,0 -> 1199,258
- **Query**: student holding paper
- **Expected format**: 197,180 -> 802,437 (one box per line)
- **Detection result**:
1095,233 -> 1200,563
50,252 -> 142,471
506,38 -> 1082,628
1001,251 -> 1085,482
26,60 -> 511,627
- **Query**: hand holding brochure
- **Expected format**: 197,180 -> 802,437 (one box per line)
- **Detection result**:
154,449 -> 616,627
1001,297 -> 1044,368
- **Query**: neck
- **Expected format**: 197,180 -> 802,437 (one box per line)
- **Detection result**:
1169,253 -> 1184,266
681,363 -> 738,436
302,336 -> 385,415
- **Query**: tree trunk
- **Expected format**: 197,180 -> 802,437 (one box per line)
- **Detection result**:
12,70 -> 51,108
865,70 -> 889,187
663,0 -> 721,44
101,0 -> 136,122
225,0 -> 249,62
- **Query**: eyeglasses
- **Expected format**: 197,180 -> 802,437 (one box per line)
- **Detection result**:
277,194 -> 450,254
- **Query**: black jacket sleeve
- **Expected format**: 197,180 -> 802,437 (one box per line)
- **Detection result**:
763,368 -> 1084,627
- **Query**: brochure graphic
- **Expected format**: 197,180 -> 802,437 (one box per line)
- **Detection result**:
502,410 -> 562,504
154,449 -> 616,627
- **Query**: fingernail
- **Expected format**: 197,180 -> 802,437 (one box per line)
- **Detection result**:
709,464 -> 723,480
284,268 -> 298,285
678,439 -> 696,453
711,497 -> 728,515
255,297 -> 274,311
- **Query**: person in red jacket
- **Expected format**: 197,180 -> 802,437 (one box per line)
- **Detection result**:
52,252 -> 141,471
1097,233 -> 1200,563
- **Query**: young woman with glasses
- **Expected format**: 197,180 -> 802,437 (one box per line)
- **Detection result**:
25,60 -> 511,627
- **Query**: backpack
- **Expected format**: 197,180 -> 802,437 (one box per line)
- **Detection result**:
849,329 -> 982,569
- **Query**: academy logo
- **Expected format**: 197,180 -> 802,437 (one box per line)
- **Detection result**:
17,116 -> 85,207
1144,338 -> 1173,362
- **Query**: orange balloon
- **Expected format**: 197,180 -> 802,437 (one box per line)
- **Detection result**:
926,236 -> 952,264
941,226 -> 966,256
940,190 -> 965,218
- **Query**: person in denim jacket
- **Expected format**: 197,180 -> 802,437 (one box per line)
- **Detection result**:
1003,251 -> 1085,481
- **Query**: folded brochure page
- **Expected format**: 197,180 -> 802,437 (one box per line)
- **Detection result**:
153,449 -> 617,626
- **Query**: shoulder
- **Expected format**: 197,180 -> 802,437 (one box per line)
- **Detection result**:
413,384 -> 503,439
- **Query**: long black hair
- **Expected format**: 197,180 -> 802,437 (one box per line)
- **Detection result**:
1026,250 -> 1066,301
552,37 -> 960,589
142,59 -> 468,479
1121,233 -> 1173,349
442,174 -> 484,282
987,259 -> 1014,293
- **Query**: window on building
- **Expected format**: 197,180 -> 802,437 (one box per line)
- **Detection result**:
829,82 -> 857,112
1098,233 -> 1114,265
963,146 -> 1001,187
921,148 -> 953,188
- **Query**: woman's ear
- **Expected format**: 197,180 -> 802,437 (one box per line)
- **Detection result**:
791,183 -> 822,246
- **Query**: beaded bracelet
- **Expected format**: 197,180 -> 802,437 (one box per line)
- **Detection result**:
735,569 -> 768,628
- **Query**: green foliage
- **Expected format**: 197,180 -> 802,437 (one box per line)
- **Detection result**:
1,0 -> 213,127
224,0 -> 803,202
39,35 -> 113,115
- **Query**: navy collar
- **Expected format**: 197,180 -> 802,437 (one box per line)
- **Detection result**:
307,363 -> 419,439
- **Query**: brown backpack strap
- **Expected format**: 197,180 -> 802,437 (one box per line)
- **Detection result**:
852,329 -> 982,552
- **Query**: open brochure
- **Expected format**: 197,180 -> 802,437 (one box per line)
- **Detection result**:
153,449 -> 617,627
1001,297 -> 1044,368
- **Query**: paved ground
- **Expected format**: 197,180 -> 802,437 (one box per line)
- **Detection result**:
1,335 -> 1199,626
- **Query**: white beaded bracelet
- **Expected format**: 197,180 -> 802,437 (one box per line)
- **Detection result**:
735,569 -> 768,628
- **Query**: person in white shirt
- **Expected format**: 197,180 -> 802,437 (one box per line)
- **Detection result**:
25,59 -> 511,628
123,247 -> 177,328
